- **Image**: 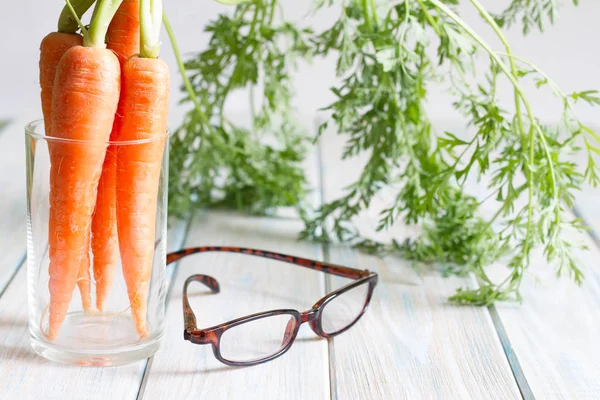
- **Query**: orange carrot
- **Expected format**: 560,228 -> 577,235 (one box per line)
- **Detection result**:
116,54 -> 169,337
107,0 -> 140,64
39,33 -> 83,135
40,2 -> 97,312
92,0 -> 140,311
40,0 -> 96,135
46,1 -> 123,340
77,228 -> 92,312
91,146 -> 119,312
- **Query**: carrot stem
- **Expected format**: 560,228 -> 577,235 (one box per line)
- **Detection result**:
58,0 -> 96,34
162,13 -> 212,133
139,0 -> 162,58
87,0 -> 124,48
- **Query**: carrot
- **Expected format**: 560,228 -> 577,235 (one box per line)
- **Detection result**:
40,2 -> 97,311
39,0 -> 96,135
91,146 -> 119,312
116,0 -> 169,337
107,0 -> 140,64
46,0 -> 123,340
39,33 -> 82,136
76,228 -> 92,312
92,0 -> 140,311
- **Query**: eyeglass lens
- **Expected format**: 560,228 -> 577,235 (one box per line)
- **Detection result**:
218,280 -> 371,363
219,314 -> 296,363
320,281 -> 370,335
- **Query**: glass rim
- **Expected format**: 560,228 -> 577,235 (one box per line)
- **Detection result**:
25,119 -> 171,145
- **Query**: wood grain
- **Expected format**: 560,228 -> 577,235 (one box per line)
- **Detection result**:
318,129 -> 521,399
141,212 -> 330,400
0,121 -> 27,292
0,219 -> 189,400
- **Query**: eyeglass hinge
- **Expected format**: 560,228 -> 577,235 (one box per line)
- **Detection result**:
184,328 -> 203,340
184,329 -> 213,345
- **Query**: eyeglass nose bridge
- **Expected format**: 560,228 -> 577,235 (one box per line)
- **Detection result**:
299,308 -> 323,336
300,308 -> 319,323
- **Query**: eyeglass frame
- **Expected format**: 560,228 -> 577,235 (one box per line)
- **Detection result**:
166,246 -> 379,367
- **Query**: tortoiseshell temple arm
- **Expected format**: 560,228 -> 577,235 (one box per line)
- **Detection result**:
166,246 -> 370,279
183,274 -> 220,333
186,274 -> 220,294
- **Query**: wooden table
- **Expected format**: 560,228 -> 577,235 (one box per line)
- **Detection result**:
0,118 -> 599,400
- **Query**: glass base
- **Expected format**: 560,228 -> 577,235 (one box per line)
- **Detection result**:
30,312 -> 162,366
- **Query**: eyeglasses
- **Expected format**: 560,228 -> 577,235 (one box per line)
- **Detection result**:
166,246 -> 378,367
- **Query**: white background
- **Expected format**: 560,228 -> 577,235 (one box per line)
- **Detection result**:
0,0 -> 598,131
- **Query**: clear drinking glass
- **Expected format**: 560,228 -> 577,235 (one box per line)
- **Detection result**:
25,120 -> 169,366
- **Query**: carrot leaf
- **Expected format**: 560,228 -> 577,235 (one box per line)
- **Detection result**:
58,0 -> 96,34
168,1 -> 309,216
0,120 -> 10,133
169,0 -> 598,305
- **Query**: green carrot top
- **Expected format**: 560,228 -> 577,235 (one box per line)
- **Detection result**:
58,0 -> 96,34
139,0 -> 163,58
62,0 -> 163,56
87,0 -> 126,47
63,0 -> 125,48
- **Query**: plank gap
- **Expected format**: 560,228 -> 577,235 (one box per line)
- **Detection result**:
323,245 -> 338,400
135,215 -> 194,400
487,305 -> 535,400
0,253 -> 25,301
316,126 -> 336,400
469,270 -> 532,398
467,270 -> 531,399
136,357 -> 154,400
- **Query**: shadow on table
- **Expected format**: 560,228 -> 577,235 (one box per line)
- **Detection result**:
0,317 -> 28,328
295,336 -> 322,343
151,337 -> 326,376
0,344 -> 46,363
151,365 -> 245,377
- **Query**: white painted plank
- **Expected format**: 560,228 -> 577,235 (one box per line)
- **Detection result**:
491,243 -> 600,399
487,191 -> 600,398
318,130 -> 521,399
0,120 -> 27,291
447,131 -> 600,399
0,219 -> 189,400
142,212 -> 330,400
